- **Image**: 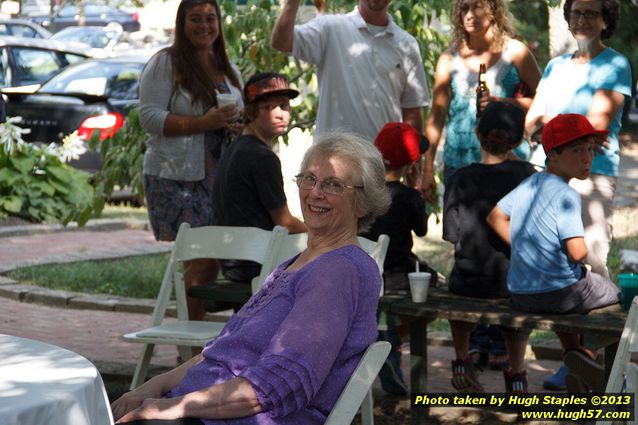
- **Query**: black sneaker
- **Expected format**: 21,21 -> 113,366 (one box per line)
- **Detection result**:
378,351 -> 408,396
451,358 -> 485,393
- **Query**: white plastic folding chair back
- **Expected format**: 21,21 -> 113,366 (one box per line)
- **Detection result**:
123,223 -> 288,389
357,234 -> 390,296
598,297 -> 638,425
324,341 -> 391,425
251,233 -> 390,294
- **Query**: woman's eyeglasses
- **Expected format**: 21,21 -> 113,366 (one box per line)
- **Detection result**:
294,174 -> 362,196
570,10 -> 601,21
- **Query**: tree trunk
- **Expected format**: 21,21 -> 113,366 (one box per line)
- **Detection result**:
78,0 -> 85,26
548,0 -> 576,57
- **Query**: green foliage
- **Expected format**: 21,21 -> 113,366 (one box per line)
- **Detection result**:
509,0 -> 550,68
221,0 -> 318,129
0,120 -> 93,225
8,253 -> 170,298
88,107 -> 147,217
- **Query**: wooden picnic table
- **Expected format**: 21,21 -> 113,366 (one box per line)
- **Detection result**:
379,287 -> 627,425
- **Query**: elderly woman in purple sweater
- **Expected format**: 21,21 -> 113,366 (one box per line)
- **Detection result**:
111,133 -> 391,425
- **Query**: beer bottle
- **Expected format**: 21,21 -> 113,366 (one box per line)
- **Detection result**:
476,63 -> 489,118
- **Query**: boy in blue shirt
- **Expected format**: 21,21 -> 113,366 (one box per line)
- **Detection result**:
488,114 -> 621,392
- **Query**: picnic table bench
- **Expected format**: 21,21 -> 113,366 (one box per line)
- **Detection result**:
379,286 -> 627,425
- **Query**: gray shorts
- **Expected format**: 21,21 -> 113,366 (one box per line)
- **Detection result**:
510,268 -> 621,314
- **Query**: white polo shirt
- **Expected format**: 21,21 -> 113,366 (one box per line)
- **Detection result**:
292,8 -> 430,142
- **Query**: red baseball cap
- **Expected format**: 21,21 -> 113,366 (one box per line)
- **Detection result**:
374,122 -> 429,168
541,114 -> 608,154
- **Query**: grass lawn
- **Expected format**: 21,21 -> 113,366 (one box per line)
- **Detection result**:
99,204 -> 149,222
7,253 -> 170,299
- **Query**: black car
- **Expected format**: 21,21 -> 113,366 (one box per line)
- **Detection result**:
3,55 -> 146,172
0,36 -> 90,88
30,4 -> 141,33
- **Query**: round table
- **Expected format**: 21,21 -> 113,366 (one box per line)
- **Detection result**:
0,334 -> 114,425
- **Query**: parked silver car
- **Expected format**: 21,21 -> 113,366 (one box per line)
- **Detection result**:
0,19 -> 52,39
0,36 -> 90,89
50,25 -> 138,57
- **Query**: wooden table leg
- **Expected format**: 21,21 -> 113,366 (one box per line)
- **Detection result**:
410,317 -> 432,425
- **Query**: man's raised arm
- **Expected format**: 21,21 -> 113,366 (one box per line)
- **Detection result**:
271,0 -> 302,53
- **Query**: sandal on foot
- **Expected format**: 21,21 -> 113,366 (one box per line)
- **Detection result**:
504,369 -> 528,394
451,358 -> 485,393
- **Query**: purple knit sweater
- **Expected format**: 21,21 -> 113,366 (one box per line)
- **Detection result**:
165,244 -> 381,424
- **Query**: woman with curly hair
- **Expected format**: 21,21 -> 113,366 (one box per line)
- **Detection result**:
140,0 -> 244,324
423,0 -> 541,390
424,0 -> 541,197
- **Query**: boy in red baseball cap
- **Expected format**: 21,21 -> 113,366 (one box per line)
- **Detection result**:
488,114 -> 620,393
362,122 -> 435,396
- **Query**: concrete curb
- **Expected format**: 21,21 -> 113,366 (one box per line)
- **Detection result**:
0,217 -> 150,238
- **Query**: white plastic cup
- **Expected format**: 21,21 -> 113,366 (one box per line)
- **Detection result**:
408,272 -> 431,303
217,93 -> 237,108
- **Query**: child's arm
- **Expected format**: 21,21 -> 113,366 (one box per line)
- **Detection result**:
564,237 -> 588,263
487,206 -> 511,245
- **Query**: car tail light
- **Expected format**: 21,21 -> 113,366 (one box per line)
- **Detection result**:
77,113 -> 125,141
132,12 -> 139,21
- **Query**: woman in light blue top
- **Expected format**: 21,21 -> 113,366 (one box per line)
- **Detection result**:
525,0 -> 631,278
424,0 -> 541,200
524,0 -> 631,392
139,0 -> 244,322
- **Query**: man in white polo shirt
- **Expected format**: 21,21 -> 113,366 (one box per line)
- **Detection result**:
271,0 -> 430,143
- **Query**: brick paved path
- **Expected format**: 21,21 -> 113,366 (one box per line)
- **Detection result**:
0,296 -> 175,367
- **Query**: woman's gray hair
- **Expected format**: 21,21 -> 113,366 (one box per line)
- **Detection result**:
300,132 -> 391,233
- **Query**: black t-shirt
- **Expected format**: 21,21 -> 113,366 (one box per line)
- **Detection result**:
443,160 -> 536,298
213,134 -> 287,282
362,181 -> 427,273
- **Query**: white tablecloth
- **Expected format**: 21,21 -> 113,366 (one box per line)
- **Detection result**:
0,334 -> 114,425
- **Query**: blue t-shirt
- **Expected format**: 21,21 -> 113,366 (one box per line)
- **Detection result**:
529,48 -> 632,176
498,172 -> 584,294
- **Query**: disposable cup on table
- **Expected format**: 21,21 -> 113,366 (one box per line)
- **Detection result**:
619,273 -> 638,310
408,272 -> 431,303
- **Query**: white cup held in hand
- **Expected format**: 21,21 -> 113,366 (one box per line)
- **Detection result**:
408,272 -> 431,303
217,93 -> 237,108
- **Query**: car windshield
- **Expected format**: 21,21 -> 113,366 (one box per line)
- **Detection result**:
40,60 -> 143,100
52,28 -> 118,49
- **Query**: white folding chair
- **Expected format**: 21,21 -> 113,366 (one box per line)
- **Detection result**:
324,341 -> 391,425
599,297 -> 638,425
254,232 -> 390,296
123,223 -> 288,389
